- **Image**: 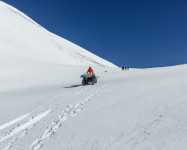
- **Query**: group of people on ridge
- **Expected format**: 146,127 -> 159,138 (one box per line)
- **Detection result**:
122,66 -> 129,71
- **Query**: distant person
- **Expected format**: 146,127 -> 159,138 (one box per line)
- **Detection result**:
125,66 -> 129,70
122,67 -> 124,71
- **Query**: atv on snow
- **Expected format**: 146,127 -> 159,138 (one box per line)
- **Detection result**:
81,73 -> 98,85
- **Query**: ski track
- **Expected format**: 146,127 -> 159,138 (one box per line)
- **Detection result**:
30,85 -> 104,150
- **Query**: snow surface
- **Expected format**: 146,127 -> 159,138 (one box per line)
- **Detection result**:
0,1 -> 116,69
1,1 -> 187,150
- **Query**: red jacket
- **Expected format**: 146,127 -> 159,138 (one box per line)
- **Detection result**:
87,67 -> 94,75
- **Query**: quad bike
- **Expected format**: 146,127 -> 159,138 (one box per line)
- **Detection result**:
81,73 -> 98,85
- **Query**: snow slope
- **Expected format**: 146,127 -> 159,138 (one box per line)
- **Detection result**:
1,1 -> 187,150
0,1 -> 116,68
0,1 -> 116,92
1,64 -> 187,150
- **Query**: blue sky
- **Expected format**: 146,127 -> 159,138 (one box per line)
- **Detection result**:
4,0 -> 187,68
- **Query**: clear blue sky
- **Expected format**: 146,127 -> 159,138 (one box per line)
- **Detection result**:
4,0 -> 187,68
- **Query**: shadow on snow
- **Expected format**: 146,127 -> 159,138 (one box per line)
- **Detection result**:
64,84 -> 82,88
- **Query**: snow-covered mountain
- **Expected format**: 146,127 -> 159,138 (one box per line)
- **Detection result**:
1,1 -> 187,150
0,1 -> 116,68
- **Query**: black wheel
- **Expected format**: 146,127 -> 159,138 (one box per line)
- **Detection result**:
82,79 -> 86,86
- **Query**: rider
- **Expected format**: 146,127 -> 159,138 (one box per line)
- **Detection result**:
87,67 -> 94,75
87,66 -> 96,80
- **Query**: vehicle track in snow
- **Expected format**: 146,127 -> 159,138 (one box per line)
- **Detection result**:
0,84 -> 91,149
0,109 -> 51,150
0,113 -> 30,132
30,83 -> 105,150
0,80 -> 105,150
